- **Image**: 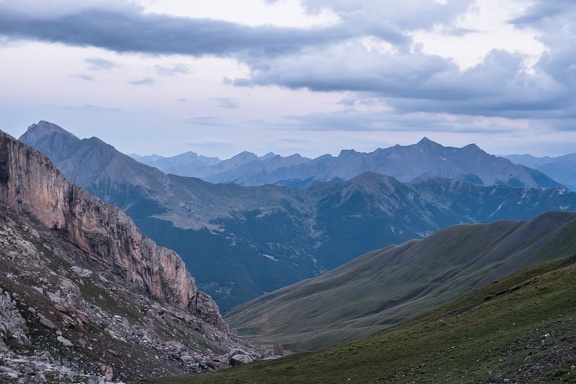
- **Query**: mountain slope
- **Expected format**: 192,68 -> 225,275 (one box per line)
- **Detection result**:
162,253 -> 576,384
0,130 -> 258,381
225,211 -> 576,351
19,121 -> 576,311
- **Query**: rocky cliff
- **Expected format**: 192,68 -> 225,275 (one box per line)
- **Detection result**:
1,130 -> 221,327
0,131 -> 260,382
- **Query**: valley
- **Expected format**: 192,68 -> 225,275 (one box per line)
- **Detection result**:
19,121 -> 576,310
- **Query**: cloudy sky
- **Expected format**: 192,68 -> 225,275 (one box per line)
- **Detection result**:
0,0 -> 575,159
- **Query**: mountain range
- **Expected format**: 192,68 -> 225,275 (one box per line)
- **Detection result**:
131,137 -> 568,189
0,130 -> 259,382
19,121 -> 576,311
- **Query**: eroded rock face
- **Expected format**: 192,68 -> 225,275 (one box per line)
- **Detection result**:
0,131 -> 225,330
0,131 -> 260,381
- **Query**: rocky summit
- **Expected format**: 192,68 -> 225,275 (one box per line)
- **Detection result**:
0,130 -> 261,383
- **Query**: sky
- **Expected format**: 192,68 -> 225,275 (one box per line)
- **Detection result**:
0,0 -> 575,159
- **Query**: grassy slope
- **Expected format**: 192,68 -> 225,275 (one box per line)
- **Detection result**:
225,211 -> 576,350
148,253 -> 576,384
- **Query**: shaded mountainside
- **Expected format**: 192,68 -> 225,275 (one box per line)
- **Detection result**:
0,131 -> 260,382
225,211 -> 576,351
158,253 -> 576,384
20,121 -> 576,311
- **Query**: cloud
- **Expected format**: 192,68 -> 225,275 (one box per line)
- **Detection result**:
129,77 -> 154,85
217,98 -> 239,109
509,0 -> 575,28
155,63 -> 191,76
230,41 -> 574,126
0,1 -> 379,58
511,2 -> 576,91
85,57 -> 118,71
1,0 -> 476,63
233,40 -> 456,93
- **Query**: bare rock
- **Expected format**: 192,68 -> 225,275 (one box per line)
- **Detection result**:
39,316 -> 57,330
56,335 -> 73,347
230,354 -> 254,366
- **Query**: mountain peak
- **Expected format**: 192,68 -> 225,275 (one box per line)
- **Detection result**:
262,152 -> 277,160
24,120 -> 79,141
339,149 -> 361,157
19,121 -> 82,163
231,151 -> 258,159
463,143 -> 481,150
416,137 -> 441,147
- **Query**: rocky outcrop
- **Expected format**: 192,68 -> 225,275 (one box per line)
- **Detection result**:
0,131 -> 224,330
0,288 -> 29,346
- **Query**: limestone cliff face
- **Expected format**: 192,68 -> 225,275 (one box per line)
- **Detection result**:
0,131 -> 226,331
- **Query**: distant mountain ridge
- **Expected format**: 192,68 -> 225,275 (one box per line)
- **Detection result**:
130,134 -> 563,189
19,121 -> 576,311
132,151 -> 221,177
506,153 -> 576,191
